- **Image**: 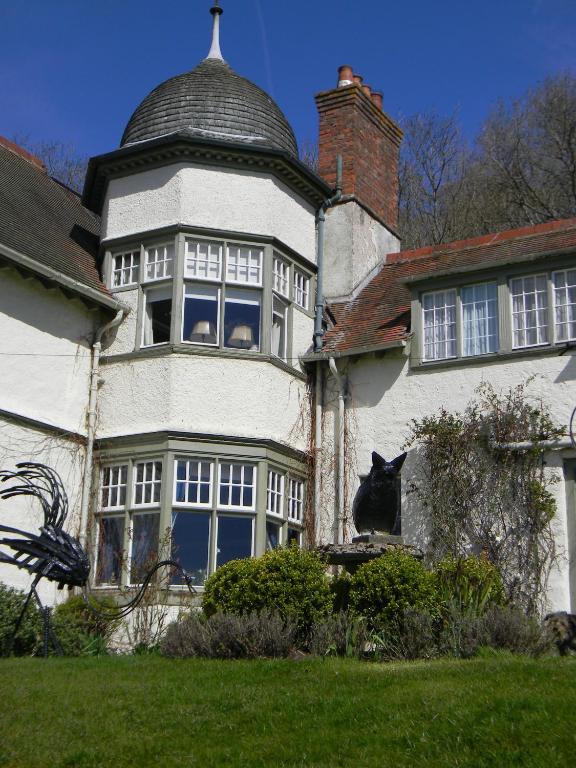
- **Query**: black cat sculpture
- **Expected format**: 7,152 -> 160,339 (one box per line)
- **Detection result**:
352,451 -> 407,536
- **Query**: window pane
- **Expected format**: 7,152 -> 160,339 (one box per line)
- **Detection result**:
422,290 -> 457,361
287,527 -> 302,547
216,516 -> 253,567
226,246 -> 263,285
554,270 -> 576,342
266,521 -> 282,551
112,251 -> 140,287
96,516 -> 125,585
224,289 -> 261,351
288,478 -> 304,522
171,511 -> 211,586
143,285 -> 172,346
145,243 -> 174,281
267,470 -> 284,515
174,459 -> 212,506
219,463 -> 256,509
182,285 -> 219,345
185,239 -> 222,280
130,513 -> 160,583
134,461 -> 162,506
294,270 -> 309,310
272,296 -> 287,359
461,283 -> 498,356
510,274 -> 549,348
273,256 -> 289,297
101,464 -> 128,509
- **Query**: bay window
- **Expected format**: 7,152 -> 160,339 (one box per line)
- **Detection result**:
96,449 -> 306,589
108,232 -> 314,360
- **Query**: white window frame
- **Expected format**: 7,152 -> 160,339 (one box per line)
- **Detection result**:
510,273 -> 549,349
185,238 -> 222,281
215,514 -> 255,567
266,470 -> 285,517
112,251 -> 140,288
294,270 -> 310,310
460,281 -> 499,358
181,284 -> 220,347
287,478 -> 304,523
273,255 -> 290,297
144,243 -> 174,283
142,284 -> 173,348
552,268 -> 576,343
271,295 -> 288,360
217,462 -> 257,511
422,289 -> 457,362
100,464 -> 128,510
133,460 -> 163,507
173,458 -> 214,508
225,245 -> 263,286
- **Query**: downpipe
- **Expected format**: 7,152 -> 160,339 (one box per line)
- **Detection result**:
314,362 -> 323,545
79,308 -> 127,546
328,357 -> 346,546
313,155 -> 342,353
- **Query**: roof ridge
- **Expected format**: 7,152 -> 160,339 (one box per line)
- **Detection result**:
0,136 -> 46,172
387,217 -> 576,264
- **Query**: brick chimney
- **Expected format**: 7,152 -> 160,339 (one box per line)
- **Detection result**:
315,68 -> 402,232
315,68 -> 403,299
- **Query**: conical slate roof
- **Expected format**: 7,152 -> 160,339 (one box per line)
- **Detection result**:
121,58 -> 298,157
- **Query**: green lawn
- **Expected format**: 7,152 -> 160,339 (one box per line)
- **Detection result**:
0,655 -> 575,767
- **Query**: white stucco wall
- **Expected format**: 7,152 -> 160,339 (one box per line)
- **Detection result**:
101,163 -> 316,262
0,267 -> 96,434
0,416 -> 85,606
97,355 -> 310,452
319,349 -> 576,611
323,201 -> 400,300
292,307 -> 314,364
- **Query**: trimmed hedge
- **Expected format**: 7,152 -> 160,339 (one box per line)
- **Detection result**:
202,546 -> 332,631
348,549 -> 439,627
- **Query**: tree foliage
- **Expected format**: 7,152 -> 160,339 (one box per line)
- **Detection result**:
407,382 -> 563,614
400,74 -> 576,249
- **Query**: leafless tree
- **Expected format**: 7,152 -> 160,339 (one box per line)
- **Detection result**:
399,74 -> 576,249
11,135 -> 87,194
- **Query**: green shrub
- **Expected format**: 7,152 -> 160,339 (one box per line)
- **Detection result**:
330,572 -> 352,613
369,609 -> 438,661
435,555 -> 505,616
51,594 -> 118,656
348,550 -> 439,628
202,547 -> 332,632
0,582 -> 41,656
161,610 -> 298,659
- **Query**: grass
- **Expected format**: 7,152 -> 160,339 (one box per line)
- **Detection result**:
0,654 -> 575,767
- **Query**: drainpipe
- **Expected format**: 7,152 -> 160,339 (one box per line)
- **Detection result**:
328,357 -> 346,545
314,362 -> 323,545
313,155 -> 342,353
79,308 -> 127,546
491,438 -> 573,452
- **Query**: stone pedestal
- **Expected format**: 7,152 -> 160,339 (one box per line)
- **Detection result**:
318,534 -> 422,573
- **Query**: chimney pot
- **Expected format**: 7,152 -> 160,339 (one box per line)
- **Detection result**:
353,74 -> 363,87
371,91 -> 383,110
361,84 -> 372,98
337,65 -> 354,87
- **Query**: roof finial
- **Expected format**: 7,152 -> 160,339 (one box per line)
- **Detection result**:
207,1 -> 224,61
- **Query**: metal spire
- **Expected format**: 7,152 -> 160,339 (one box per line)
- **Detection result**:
207,1 -> 224,60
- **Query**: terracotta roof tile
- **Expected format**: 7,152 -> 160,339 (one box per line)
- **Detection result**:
323,218 -> 576,354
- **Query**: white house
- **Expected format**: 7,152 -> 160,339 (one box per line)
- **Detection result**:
0,5 -> 574,613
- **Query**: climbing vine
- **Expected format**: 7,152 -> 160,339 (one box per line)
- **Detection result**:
406,382 -> 563,614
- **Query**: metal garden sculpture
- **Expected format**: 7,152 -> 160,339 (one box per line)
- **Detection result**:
0,461 -> 195,656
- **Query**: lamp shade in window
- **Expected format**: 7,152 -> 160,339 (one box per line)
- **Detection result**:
228,323 -> 254,348
189,320 -> 217,344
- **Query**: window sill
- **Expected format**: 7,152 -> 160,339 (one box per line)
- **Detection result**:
102,344 -> 308,380
411,342 -> 568,372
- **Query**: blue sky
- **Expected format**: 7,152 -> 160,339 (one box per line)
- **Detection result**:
1,0 -> 575,159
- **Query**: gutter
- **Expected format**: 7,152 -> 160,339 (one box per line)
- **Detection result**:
0,241 -> 127,313
79,308 -> 128,545
328,357 -> 346,546
304,338 -> 406,363
313,156 -> 343,353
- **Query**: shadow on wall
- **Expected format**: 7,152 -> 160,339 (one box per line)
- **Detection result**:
555,350 -> 576,383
